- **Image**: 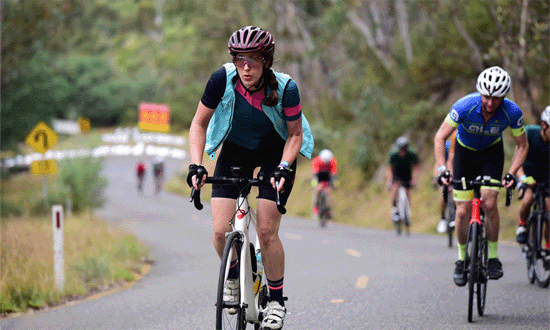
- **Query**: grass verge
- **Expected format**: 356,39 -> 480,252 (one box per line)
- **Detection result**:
0,212 -> 152,316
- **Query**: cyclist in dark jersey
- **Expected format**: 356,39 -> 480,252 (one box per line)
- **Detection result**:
515,106 -> 550,245
387,136 -> 419,222
187,26 -> 314,330
434,66 -> 528,287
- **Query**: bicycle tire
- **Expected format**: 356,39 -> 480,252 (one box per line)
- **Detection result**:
526,216 -> 536,284
394,219 -> 402,236
534,213 -> 550,287
319,190 -> 328,228
216,231 -> 245,330
445,203 -> 455,248
467,223 -> 478,323
477,225 -> 488,316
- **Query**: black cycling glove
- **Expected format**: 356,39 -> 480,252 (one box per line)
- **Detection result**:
187,164 -> 207,187
437,170 -> 451,185
504,173 -> 517,189
271,165 -> 294,191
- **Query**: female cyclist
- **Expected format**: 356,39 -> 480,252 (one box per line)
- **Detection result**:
187,26 -> 314,330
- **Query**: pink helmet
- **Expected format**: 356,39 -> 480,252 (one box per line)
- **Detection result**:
228,26 -> 275,62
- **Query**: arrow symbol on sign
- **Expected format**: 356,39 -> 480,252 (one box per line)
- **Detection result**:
34,130 -> 49,149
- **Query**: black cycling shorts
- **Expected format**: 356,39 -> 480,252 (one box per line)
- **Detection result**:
211,130 -> 296,205
452,140 -> 504,200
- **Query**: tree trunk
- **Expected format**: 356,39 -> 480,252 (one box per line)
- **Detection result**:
395,0 -> 412,63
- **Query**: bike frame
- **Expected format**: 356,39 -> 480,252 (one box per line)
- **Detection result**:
227,196 -> 264,323
190,168 -> 284,328
397,186 -> 411,223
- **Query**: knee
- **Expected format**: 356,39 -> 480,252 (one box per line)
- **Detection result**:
456,206 -> 469,220
257,227 -> 278,248
213,230 -> 227,244
482,199 -> 498,212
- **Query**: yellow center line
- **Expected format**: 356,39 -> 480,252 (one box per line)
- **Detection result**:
356,276 -> 369,289
331,299 -> 345,304
345,248 -> 361,257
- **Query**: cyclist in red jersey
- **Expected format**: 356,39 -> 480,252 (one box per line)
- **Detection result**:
136,161 -> 146,193
311,149 -> 338,221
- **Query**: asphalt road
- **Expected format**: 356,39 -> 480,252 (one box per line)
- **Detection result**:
2,157 -> 549,329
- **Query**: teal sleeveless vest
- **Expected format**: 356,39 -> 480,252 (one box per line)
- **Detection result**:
205,63 -> 314,159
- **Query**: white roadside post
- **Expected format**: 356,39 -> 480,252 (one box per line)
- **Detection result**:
52,205 -> 65,291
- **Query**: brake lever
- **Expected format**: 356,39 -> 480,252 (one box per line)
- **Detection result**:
275,181 -> 287,214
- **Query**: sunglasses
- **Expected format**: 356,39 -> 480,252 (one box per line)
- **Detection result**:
233,56 -> 265,69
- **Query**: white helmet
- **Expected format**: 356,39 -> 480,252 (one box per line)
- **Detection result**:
476,66 -> 511,97
542,105 -> 550,126
396,136 -> 409,149
319,149 -> 333,163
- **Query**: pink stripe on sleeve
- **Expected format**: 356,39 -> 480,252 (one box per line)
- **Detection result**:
284,104 -> 301,118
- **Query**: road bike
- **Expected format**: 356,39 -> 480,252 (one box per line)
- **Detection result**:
190,167 -> 286,330
394,185 -> 411,236
453,176 -> 512,323
137,174 -> 145,194
442,185 -> 456,248
317,185 -> 331,228
519,181 -> 550,288
153,171 -> 163,195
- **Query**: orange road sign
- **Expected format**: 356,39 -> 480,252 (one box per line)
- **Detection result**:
138,103 -> 170,132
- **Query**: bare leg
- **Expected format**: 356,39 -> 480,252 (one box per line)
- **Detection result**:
256,198 -> 285,281
212,197 -> 237,258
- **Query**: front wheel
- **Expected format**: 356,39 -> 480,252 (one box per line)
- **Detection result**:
216,231 -> 245,330
526,218 -> 536,284
477,226 -> 488,316
318,190 -> 328,228
534,213 -> 550,288
467,223 -> 479,323
445,203 -> 456,248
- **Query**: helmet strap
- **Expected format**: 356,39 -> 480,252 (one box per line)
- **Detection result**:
238,74 -> 265,95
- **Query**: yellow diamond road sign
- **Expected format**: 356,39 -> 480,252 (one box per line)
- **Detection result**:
25,122 -> 59,154
31,160 -> 58,175
78,117 -> 91,132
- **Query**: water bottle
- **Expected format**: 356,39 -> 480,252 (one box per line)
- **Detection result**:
254,249 -> 263,294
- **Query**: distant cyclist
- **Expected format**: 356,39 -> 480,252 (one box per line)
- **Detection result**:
136,161 -> 146,193
434,66 -> 528,286
435,131 -> 456,233
387,136 -> 420,222
311,149 -> 338,221
153,156 -> 165,195
515,106 -> 550,246
187,26 -> 314,329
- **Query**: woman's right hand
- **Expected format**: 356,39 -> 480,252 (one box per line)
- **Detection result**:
187,164 -> 208,190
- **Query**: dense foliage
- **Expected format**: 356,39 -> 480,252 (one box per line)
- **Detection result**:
2,0 -> 548,176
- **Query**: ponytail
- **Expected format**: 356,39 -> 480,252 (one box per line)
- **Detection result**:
262,68 -> 279,107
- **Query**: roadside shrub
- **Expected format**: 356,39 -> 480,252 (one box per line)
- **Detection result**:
1,199 -> 23,217
53,157 -> 108,213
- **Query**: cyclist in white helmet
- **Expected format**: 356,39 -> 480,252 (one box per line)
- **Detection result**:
152,156 -> 165,195
311,149 -> 338,222
387,136 -> 420,222
515,106 -> 550,246
434,66 -> 528,286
